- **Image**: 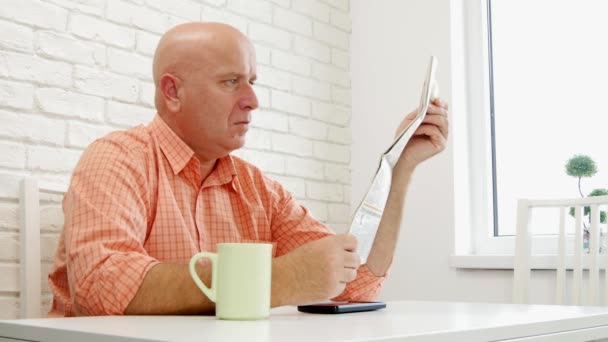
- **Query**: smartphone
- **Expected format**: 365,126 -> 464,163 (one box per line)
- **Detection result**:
297,301 -> 386,314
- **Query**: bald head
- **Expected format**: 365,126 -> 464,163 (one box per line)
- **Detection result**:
151,22 -> 259,162
153,22 -> 252,86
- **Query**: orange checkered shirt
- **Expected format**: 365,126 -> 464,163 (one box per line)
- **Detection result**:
48,115 -> 384,317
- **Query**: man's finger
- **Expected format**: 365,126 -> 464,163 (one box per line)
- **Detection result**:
427,103 -> 448,117
421,114 -> 449,137
340,268 -> 358,283
343,251 -> 361,269
432,98 -> 448,110
414,124 -> 448,147
339,233 -> 358,251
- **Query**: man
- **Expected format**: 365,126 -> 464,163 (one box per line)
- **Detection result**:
48,22 -> 449,316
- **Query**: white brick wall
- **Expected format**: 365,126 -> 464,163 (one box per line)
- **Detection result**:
0,0 -> 352,319
36,31 -> 106,66
0,80 -> 34,110
0,20 -> 35,53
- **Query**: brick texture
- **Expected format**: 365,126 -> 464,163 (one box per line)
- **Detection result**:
0,0 -> 352,318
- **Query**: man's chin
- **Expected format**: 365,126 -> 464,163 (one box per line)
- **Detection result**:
225,135 -> 247,151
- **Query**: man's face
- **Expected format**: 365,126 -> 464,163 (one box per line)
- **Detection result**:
176,38 -> 258,161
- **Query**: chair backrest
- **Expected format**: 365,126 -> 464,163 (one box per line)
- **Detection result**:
20,178 -> 66,318
513,195 -> 608,305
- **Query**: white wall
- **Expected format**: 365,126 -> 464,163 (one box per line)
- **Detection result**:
351,0 -> 572,304
351,0 -> 516,303
0,0 -> 353,319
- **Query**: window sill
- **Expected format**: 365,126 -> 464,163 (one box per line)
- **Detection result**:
450,255 -> 516,269
450,254 -> 608,270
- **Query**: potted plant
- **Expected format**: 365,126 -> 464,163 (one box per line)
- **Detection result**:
565,154 -> 607,252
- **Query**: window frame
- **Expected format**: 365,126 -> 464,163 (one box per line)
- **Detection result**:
451,0 -> 567,266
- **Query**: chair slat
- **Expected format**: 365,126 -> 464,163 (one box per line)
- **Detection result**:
529,196 -> 608,207
572,206 -> 583,305
513,199 -> 532,304
20,178 -> 41,318
555,207 -> 566,305
605,240 -> 608,306
589,204 -> 600,305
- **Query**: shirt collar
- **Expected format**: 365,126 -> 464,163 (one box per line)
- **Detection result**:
149,114 -> 240,191
149,114 -> 195,175
203,155 -> 239,189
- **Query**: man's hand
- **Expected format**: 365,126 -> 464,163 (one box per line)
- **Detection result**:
395,98 -> 449,171
271,234 -> 360,306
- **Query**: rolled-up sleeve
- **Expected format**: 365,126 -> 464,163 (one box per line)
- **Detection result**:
269,180 -> 386,302
63,140 -> 159,316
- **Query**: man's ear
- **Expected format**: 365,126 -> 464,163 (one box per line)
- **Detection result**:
159,73 -> 182,113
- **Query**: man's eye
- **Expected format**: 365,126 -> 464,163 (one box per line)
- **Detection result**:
225,79 -> 238,86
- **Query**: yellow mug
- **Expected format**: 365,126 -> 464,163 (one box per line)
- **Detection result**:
189,243 -> 272,320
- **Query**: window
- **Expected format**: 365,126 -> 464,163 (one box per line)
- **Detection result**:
490,0 -> 608,238
455,0 -> 608,258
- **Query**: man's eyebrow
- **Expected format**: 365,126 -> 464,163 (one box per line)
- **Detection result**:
215,72 -> 241,79
216,72 -> 257,82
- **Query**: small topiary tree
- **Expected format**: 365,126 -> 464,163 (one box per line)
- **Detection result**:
565,154 -> 597,197
565,155 -> 606,252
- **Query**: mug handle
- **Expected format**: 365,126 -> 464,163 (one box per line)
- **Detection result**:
189,252 -> 218,302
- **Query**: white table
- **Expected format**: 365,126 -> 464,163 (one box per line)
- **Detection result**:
2,301 -> 608,341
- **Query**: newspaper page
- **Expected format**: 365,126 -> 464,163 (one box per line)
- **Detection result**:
349,56 -> 438,263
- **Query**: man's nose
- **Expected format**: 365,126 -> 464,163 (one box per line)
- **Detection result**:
239,84 -> 259,111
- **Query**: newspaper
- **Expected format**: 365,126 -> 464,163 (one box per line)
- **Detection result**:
349,56 -> 438,263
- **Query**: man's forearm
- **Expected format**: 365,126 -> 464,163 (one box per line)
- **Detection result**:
125,258 -> 296,313
124,262 -> 215,315
366,163 -> 414,276
271,255 -> 295,307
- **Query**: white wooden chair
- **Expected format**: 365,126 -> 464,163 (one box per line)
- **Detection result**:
513,195 -> 608,305
20,177 -> 66,318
